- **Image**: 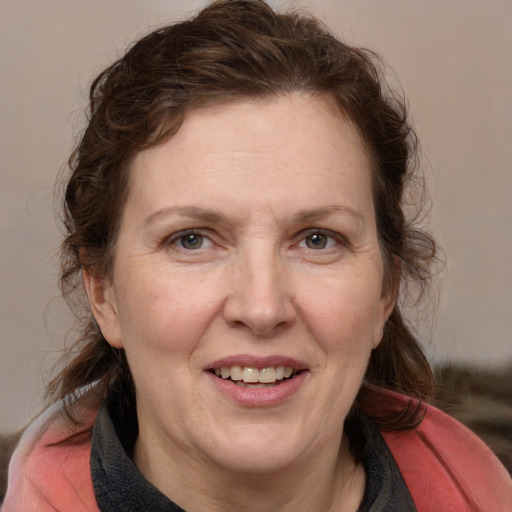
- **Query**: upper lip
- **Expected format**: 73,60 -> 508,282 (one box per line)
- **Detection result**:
204,355 -> 308,371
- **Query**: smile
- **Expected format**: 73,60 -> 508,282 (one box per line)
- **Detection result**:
212,365 -> 299,387
205,357 -> 309,406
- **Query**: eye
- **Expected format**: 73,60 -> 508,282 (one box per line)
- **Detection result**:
172,232 -> 213,250
298,230 -> 338,250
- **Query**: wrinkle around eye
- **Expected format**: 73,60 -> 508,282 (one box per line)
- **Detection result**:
287,230 -> 352,266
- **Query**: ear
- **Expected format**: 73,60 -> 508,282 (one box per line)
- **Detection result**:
373,256 -> 400,348
82,267 -> 124,349
384,258 -> 400,319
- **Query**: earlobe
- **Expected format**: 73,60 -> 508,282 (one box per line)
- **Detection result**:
82,268 -> 124,348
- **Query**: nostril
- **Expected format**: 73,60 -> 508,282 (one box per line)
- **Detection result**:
223,299 -> 296,336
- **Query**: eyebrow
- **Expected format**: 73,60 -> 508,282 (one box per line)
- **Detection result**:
144,206 -> 229,227
144,204 -> 366,228
290,205 -> 366,226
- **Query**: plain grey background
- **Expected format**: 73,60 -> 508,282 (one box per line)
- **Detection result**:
1,0 -> 511,432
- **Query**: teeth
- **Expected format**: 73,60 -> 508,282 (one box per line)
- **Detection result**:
213,365 -> 297,384
259,367 -> 276,383
230,365 -> 243,381
243,367 -> 259,383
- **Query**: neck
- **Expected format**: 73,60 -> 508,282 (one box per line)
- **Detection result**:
134,430 -> 365,512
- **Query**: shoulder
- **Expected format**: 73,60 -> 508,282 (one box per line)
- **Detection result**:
2,388 -> 102,512
365,386 -> 512,512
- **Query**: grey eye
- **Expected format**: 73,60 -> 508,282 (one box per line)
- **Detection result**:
179,233 -> 204,250
305,233 -> 328,249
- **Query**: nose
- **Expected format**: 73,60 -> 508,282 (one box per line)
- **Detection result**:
223,248 -> 296,337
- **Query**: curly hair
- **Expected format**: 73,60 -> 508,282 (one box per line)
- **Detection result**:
48,0 -> 437,429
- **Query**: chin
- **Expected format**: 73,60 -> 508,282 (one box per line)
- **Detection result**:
201,422 -> 316,475
212,448 -> 300,476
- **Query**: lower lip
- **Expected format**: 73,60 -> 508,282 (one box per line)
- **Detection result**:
205,371 -> 308,407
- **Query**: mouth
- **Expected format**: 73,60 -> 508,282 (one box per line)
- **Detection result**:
209,365 -> 302,388
205,356 -> 309,406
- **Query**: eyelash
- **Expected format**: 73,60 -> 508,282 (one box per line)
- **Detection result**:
165,229 -> 215,251
295,229 -> 346,251
165,228 -> 345,252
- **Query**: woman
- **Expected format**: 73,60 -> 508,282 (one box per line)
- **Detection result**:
3,0 -> 511,510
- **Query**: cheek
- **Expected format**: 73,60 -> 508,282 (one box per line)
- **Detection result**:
113,268 -> 222,356
299,273 -> 385,354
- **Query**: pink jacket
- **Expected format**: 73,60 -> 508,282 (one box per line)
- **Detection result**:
3,387 -> 511,511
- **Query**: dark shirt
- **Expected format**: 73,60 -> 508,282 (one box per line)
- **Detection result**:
90,394 -> 416,511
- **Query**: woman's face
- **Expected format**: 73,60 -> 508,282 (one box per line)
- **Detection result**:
89,93 -> 395,477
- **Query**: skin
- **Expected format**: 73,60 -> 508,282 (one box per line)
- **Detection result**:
84,93 -> 396,512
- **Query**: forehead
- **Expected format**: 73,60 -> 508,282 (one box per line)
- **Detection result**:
126,93 -> 374,222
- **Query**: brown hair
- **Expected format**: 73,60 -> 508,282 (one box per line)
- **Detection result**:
49,0 -> 437,428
